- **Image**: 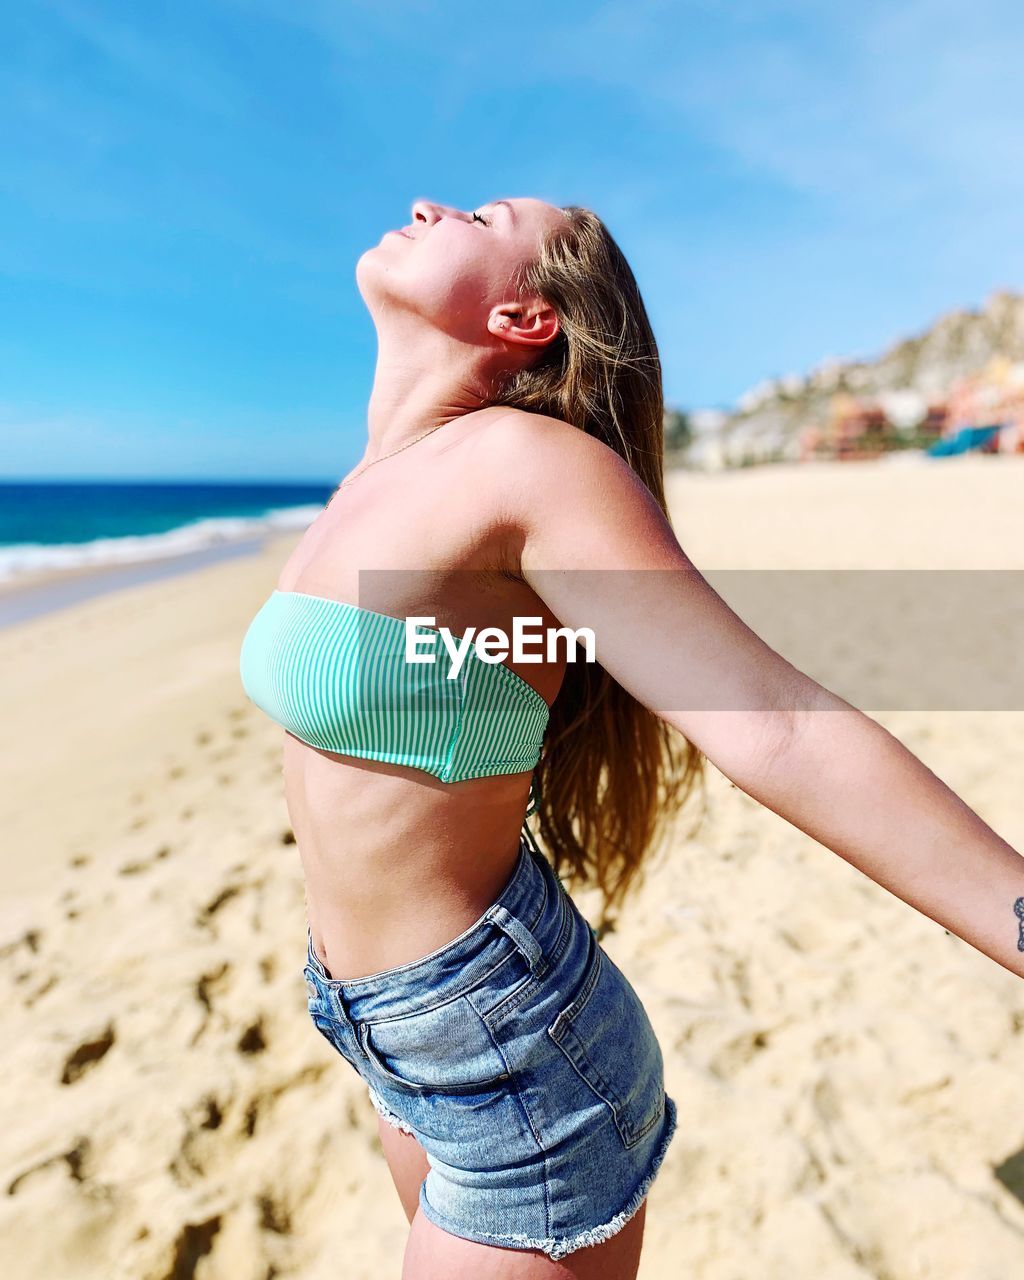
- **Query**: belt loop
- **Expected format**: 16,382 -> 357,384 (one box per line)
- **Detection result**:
331,986 -> 359,1031
485,903 -> 549,979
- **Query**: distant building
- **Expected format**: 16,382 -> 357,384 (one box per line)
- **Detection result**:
945,356 -> 1024,454
800,393 -> 890,461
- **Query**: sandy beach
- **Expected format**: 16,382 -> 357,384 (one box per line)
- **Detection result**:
2,453 -> 1023,1279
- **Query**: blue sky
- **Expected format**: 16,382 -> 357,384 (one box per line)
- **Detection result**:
3,0 -> 1023,481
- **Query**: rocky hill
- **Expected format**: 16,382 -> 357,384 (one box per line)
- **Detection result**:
679,289 -> 1024,466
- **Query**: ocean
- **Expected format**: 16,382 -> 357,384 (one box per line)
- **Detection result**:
0,479 -> 336,585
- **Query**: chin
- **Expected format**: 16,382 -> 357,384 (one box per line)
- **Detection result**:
354,255 -> 401,315
355,247 -> 384,293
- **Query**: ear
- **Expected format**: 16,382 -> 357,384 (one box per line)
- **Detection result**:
490,302 -> 560,348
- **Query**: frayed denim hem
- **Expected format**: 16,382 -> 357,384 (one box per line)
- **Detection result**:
417,1093 -> 678,1262
366,1082 -> 417,1137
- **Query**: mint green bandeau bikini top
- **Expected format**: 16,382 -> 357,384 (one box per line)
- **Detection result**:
239,590 -> 550,799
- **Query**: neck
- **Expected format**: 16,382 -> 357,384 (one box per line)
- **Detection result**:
361,320 -> 509,462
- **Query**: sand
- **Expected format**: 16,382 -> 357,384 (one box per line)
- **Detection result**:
1,453 -> 1022,1279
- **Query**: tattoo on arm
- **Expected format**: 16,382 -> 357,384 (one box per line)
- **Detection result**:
1015,897 -> 1024,952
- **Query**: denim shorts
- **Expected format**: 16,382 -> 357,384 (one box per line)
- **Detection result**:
302,834 -> 678,1262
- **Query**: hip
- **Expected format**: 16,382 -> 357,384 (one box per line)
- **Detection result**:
302,835 -> 669,1154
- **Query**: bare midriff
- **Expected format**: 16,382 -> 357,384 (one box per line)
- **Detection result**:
295,745 -> 535,981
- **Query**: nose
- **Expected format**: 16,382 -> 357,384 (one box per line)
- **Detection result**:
410,199 -> 467,228
411,199 -> 441,228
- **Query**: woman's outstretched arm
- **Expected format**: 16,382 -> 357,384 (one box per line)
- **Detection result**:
488,412 -> 1024,979
696,686 -> 1024,979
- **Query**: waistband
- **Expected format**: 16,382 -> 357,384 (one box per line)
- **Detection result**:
304,832 -> 564,1025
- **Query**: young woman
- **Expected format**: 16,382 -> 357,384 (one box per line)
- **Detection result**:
239,197 -> 1024,1279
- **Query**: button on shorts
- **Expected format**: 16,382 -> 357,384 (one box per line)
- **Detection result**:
302,834 -> 678,1262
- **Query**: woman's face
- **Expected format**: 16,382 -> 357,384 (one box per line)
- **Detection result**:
357,196 -> 565,343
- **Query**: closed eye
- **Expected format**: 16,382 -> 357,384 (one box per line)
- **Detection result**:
471,211 -> 490,226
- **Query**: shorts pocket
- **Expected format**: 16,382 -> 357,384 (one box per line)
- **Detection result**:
547,927 -> 665,1149
358,994 -> 513,1096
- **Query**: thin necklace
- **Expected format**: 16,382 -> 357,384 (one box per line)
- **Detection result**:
328,420 -> 449,506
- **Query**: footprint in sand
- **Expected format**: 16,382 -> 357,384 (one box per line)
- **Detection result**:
165,1218 -> 221,1277
256,1190 -> 292,1234
237,1019 -> 267,1055
194,962 -> 232,1016
118,845 -> 173,876
7,1137 -> 91,1196
60,1024 -> 115,1085
194,880 -> 262,934
0,927 -> 42,961
994,1148 -> 1024,1207
24,973 -> 58,1006
169,1095 -> 229,1185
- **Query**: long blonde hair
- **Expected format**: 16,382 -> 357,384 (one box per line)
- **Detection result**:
490,205 -> 706,935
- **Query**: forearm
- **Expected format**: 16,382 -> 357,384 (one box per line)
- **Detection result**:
730,690 -> 1024,979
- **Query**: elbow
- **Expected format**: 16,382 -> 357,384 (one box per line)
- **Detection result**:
674,672 -> 840,790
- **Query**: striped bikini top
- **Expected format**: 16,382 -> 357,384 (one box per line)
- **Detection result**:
239,589 -> 550,790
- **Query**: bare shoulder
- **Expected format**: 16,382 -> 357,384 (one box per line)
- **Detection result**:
477,408 -> 661,513
478,406 -> 624,466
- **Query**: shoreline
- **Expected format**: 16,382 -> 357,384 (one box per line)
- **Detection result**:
0,534 -> 279,630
